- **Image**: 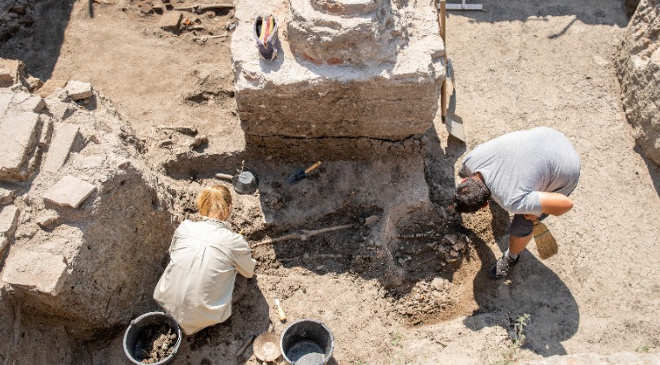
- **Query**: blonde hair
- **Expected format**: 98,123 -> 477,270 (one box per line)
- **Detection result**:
197,185 -> 232,221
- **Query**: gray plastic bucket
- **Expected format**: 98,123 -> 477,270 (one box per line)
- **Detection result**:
123,312 -> 182,365
280,319 -> 334,365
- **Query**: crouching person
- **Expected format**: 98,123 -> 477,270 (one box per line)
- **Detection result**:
153,185 -> 256,335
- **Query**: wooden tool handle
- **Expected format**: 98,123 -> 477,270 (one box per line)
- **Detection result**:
304,161 -> 322,174
274,299 -> 287,322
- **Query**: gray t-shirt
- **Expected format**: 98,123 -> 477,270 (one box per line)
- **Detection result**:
461,127 -> 580,216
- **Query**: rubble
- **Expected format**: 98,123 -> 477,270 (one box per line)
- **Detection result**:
160,11 -> 183,31
65,80 -> 93,101
0,58 -> 25,87
0,85 -> 181,337
0,111 -> 42,182
616,0 -> 660,165
1,248 -> 68,296
232,0 -> 445,141
0,205 -> 19,252
43,176 -> 96,208
0,187 -> 14,205
42,124 -> 81,173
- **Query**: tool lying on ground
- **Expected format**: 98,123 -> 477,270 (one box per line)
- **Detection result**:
274,299 -> 287,322
216,171 -> 259,194
287,161 -> 322,184
252,215 -> 380,248
174,3 -> 233,13
533,221 -> 558,259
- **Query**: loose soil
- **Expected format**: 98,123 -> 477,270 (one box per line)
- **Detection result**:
135,324 -> 178,364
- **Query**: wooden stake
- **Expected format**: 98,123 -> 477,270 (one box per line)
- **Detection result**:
438,0 -> 448,119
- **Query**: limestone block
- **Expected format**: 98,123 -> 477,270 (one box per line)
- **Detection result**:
0,187 -> 14,205
64,80 -> 93,101
616,0 -> 660,165
0,58 -> 24,87
7,90 -> 45,113
159,11 -> 182,31
232,0 -> 445,140
0,205 -> 19,252
1,248 -> 68,296
1,88 -> 45,114
45,92 -> 76,120
0,111 -> 42,181
43,176 -> 96,208
42,124 -> 81,173
288,0 -> 396,66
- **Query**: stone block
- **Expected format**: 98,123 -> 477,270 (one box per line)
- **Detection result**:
159,11 -> 182,31
7,90 -> 46,113
0,205 -> 19,234
0,111 -> 42,181
64,80 -> 93,101
616,0 -> 660,165
42,123 -> 81,173
0,205 -> 19,253
43,176 -> 96,208
0,58 -> 24,87
0,187 -> 14,205
1,248 -> 68,296
45,93 -> 75,120
232,0 -> 445,140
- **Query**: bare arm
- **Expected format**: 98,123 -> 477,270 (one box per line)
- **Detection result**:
538,192 -> 574,216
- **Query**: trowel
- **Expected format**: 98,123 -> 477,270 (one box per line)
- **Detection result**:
287,161 -> 322,184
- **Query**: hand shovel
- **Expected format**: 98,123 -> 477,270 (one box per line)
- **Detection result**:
287,161 -> 321,184
533,221 -> 558,259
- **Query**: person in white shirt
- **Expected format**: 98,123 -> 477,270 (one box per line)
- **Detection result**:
153,185 -> 256,335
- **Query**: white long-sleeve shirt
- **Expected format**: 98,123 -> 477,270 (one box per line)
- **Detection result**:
153,218 -> 256,335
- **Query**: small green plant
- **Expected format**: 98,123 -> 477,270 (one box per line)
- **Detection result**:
390,332 -> 404,348
636,345 -> 652,353
490,313 -> 531,365
513,313 -> 531,347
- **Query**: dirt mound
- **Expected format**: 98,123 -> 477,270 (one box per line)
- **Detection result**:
616,0 -> 660,164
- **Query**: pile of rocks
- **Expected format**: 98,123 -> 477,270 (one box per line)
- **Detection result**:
616,0 -> 660,165
0,76 -> 183,341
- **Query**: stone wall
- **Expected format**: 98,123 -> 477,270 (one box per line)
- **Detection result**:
616,0 -> 660,165
0,81 -> 183,337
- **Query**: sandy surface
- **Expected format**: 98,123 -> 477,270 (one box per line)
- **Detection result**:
1,0 -> 659,364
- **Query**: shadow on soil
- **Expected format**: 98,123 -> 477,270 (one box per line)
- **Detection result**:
447,0 -> 629,36
462,203 -> 580,357
169,277 -> 271,365
0,0 -> 74,80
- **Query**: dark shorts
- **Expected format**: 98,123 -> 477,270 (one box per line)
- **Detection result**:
509,179 -> 579,237
509,213 -> 548,237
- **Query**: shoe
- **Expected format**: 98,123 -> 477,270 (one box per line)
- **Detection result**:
254,15 -> 279,60
489,253 -> 519,280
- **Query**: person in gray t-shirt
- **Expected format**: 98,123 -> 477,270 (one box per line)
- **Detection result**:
454,127 -> 580,279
